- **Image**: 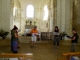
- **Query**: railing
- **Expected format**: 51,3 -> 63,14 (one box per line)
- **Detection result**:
0,53 -> 33,60
62,52 -> 80,60
41,32 -> 53,40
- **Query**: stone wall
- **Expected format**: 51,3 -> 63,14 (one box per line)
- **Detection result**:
73,0 -> 80,34
13,0 -> 73,36
17,0 -> 53,32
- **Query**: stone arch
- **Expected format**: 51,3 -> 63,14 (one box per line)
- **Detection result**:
14,0 -> 21,8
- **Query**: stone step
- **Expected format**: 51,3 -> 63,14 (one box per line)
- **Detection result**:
19,36 -> 51,43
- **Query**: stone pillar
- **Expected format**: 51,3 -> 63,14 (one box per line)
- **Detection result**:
20,8 -> 22,30
48,0 -> 53,39
72,0 -> 80,41
10,0 -> 14,30
0,0 -> 2,29
50,17 -> 53,32
48,0 -> 54,32
73,0 -> 80,33
21,9 -> 26,33
0,0 -> 11,31
65,0 -> 73,36
0,0 -> 12,38
64,0 -> 73,40
56,0 -> 62,31
60,0 -> 66,32
53,0 -> 57,31
56,0 -> 73,40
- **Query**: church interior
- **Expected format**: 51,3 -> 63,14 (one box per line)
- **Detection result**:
0,0 -> 80,60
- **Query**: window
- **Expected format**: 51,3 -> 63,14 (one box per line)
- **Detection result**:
26,5 -> 34,18
43,5 -> 49,20
13,7 -> 17,16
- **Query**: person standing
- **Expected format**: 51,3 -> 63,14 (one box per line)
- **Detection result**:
13,25 -> 20,48
70,29 -> 79,52
30,26 -> 38,48
53,26 -> 60,48
11,27 -> 19,53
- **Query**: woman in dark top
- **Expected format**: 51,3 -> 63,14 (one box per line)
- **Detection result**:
13,25 -> 20,48
53,26 -> 60,48
70,29 -> 79,52
11,27 -> 19,53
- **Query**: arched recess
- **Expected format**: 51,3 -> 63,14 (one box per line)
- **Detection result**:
26,5 -> 34,19
39,0 -> 53,32
13,0 -> 21,29
43,5 -> 49,20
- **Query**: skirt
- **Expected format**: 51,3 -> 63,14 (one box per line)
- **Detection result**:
11,38 -> 18,53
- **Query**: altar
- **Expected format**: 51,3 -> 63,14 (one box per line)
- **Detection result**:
25,25 -> 35,29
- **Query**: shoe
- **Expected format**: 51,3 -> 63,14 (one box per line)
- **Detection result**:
17,47 -> 20,49
31,46 -> 35,48
30,46 -> 33,48
13,51 -> 18,53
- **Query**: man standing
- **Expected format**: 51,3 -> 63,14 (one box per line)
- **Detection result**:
53,26 -> 60,48
30,26 -> 38,48
71,29 -> 79,52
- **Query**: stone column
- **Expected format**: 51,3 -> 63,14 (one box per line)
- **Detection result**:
49,17 -> 53,32
19,8 -> 22,30
0,0 -> 11,31
49,0 -> 53,32
72,0 -> 80,41
56,0 -> 73,40
53,0 -> 57,31
60,0 -> 66,32
0,0 -> 12,38
21,9 -> 26,32
10,0 -> 14,29
48,0 -> 53,32
65,0 -> 73,35
56,0 -> 62,31
0,0 -> 2,29
73,0 -> 80,33
64,0 -> 73,40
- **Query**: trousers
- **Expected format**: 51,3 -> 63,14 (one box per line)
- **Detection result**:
53,37 -> 60,46
71,43 -> 77,52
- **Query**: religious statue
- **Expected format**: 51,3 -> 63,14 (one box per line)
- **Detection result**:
30,21 -> 32,25
33,21 -> 36,25
26,20 -> 29,25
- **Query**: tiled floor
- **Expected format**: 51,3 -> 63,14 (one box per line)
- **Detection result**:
0,38 -> 80,60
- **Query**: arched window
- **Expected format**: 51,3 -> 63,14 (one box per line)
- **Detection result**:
43,5 -> 49,20
13,7 -> 17,16
26,5 -> 34,18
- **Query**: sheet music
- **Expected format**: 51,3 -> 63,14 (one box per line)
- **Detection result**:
53,32 -> 60,35
17,29 -> 21,32
32,33 -> 40,36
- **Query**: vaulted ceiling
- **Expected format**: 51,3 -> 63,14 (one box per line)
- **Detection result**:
18,0 -> 50,9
